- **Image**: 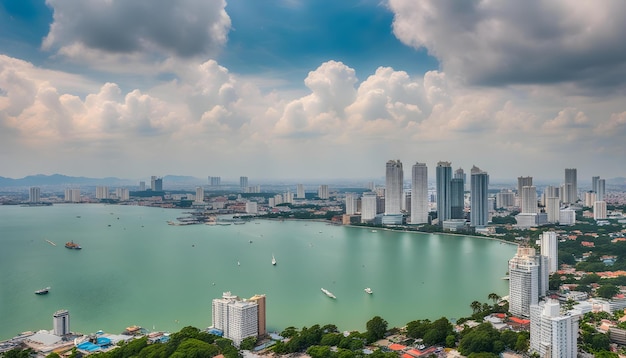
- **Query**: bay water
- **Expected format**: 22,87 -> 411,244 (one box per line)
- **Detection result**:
0,204 -> 515,340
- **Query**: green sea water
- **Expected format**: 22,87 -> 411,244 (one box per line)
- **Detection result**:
0,204 -> 515,340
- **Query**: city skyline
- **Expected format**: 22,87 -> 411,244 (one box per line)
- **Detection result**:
1,1 -> 626,180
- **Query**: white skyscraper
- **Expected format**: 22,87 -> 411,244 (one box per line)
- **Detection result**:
594,201 -> 607,220
115,188 -> 130,201
509,247 -> 548,317
530,300 -> 579,358
195,187 -> 205,203
521,186 -> 537,214
318,185 -> 329,200
296,184 -> 305,199
470,165 -> 489,227
496,189 -> 515,209
385,160 -> 403,215
411,162 -> 428,224
53,309 -> 70,336
345,193 -> 357,215
245,201 -> 258,214
96,186 -> 109,199
546,197 -> 560,223
211,292 -> 259,346
517,176 -> 533,198
541,231 -> 558,273
361,192 -> 377,222
29,187 -> 41,203
564,168 -> 578,203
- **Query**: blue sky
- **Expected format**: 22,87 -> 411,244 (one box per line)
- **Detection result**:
1,0 -> 626,183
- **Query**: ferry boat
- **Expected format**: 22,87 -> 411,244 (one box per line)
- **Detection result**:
65,241 -> 82,250
321,288 -> 336,299
272,254 -> 277,266
364,287 -> 373,294
35,287 -> 50,295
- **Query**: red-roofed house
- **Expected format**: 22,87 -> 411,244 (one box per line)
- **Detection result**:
388,344 -> 406,351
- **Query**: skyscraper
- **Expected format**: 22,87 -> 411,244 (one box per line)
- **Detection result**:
361,192 -> 377,222
29,187 -> 41,203
521,186 -> 537,214
546,197 -> 560,223
597,179 -> 606,202
540,231 -> 558,273
195,187 -> 205,203
592,176 -> 600,194
454,167 -> 466,190
212,292 -> 259,346
385,160 -> 403,215
517,176 -> 533,197
530,300 -> 579,358
248,294 -> 267,337
411,163 -> 428,224
470,166 -> 489,227
96,186 -> 109,199
345,193 -> 357,215
53,309 -> 70,336
240,176 -> 248,189
436,162 -> 452,223
450,178 -> 465,220
509,247 -> 548,317
318,185 -> 329,200
564,168 -> 578,203
594,201 -> 607,220
297,184 -> 305,199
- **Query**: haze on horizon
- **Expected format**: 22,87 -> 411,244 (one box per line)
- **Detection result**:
1,1 -> 626,182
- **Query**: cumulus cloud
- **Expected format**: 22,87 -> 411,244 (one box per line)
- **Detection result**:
43,0 -> 231,61
388,0 -> 626,90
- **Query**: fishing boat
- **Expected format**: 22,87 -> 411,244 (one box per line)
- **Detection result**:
272,254 -> 277,266
65,241 -> 82,249
364,287 -> 373,294
35,287 -> 50,295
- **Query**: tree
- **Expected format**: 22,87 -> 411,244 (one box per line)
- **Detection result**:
46,353 -> 61,358
365,316 -> 388,342
470,301 -> 482,314
170,338 -> 219,358
597,284 -> 620,299
239,336 -> 257,351
487,293 -> 500,303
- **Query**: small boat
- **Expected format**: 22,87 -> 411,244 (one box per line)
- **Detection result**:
237,261 -> 241,266
371,230 -> 377,233
65,241 -> 82,250
321,288 -> 336,299
364,288 -> 373,294
272,254 -> 277,266
35,287 -> 50,295
45,239 -> 56,246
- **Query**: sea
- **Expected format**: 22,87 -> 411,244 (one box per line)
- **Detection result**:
0,204 -> 516,340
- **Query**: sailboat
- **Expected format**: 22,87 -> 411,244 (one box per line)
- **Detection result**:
272,254 -> 277,266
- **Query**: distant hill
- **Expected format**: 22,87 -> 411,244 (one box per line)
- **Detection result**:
0,174 -> 133,187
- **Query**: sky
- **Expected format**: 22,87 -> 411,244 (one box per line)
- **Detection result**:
1,0 -> 626,183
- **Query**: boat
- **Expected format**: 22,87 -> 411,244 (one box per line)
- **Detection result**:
237,261 -> 241,266
45,239 -> 56,246
364,288 -> 373,294
272,254 -> 277,266
65,241 -> 82,250
321,288 -> 336,299
35,287 -> 50,295
371,230 -> 377,233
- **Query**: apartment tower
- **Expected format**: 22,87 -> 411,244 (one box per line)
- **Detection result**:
411,162 -> 428,224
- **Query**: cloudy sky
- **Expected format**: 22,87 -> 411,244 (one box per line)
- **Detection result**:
1,0 -> 626,183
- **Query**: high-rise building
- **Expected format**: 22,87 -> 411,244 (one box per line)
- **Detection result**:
318,185 -> 329,200
284,191 -> 293,204
245,201 -> 258,214
509,247 -> 548,317
151,176 -> 157,191
297,184 -> 305,199
521,186 -> 537,214
560,183 -> 572,204
592,176 -> 600,194
597,179 -> 606,202
65,188 -> 81,202
151,176 -> 163,191
584,191 -> 596,207
195,187 -> 205,203
450,178 -> 465,220
115,188 -> 130,201
248,294 -> 267,337
96,186 -> 109,199
411,163 -> 428,224
436,162 -> 452,223
385,160 -> 403,215
209,176 -> 221,186
29,187 -> 41,203
345,193 -> 358,215
530,300 -> 579,358
594,201 -> 607,220
540,231 -> 558,273
517,176 -> 533,198
211,292 -> 259,346
139,181 -> 146,191
53,309 -> 70,336
361,192 -> 377,222
470,166 -> 489,227
546,197 -> 560,223
240,176 -> 248,189
496,189 -> 515,209
564,168 -> 578,203
542,185 -> 559,206
454,168 -> 466,190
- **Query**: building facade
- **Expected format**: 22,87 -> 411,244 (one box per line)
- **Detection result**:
385,160 -> 404,215
521,186 -> 537,214
530,300 -> 579,358
470,166 -> 489,227
564,168 -> 578,204
211,292 -> 260,346
436,162 -> 452,223
53,309 -> 70,336
541,231 -> 558,274
411,162 -> 428,224
509,247 -> 548,317
29,187 -> 41,203
318,185 -> 329,200
361,192 -> 377,222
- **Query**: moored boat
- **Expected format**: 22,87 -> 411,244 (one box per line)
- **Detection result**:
272,254 -> 277,266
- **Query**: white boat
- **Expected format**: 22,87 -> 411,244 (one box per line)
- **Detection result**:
321,288 -> 336,299
237,261 -> 241,266
364,287 -> 373,294
371,230 -> 377,233
272,254 -> 277,265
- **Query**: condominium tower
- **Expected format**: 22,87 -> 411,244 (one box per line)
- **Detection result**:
540,231 -> 558,273
530,300 -> 579,358
564,168 -> 578,203
29,187 -> 41,203
436,162 -> 452,222
509,247 -> 548,317
385,160 -> 404,215
53,309 -> 70,336
470,166 -> 489,227
411,163 -> 428,224
212,292 -> 261,346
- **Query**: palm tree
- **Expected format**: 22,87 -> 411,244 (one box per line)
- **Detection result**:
488,292 -> 501,303
470,300 -> 482,314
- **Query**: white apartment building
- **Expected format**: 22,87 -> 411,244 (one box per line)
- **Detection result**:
530,300 -> 579,358
211,292 -> 259,346
411,162 -> 428,224
540,231 -> 558,274
318,185 -> 329,200
509,247 -> 548,317
361,192 -> 377,222
53,309 -> 70,336
345,193 -> 358,215
296,184 -> 305,199
385,160 -> 403,215
96,186 -> 109,199
594,201 -> 607,220
29,187 -> 41,203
